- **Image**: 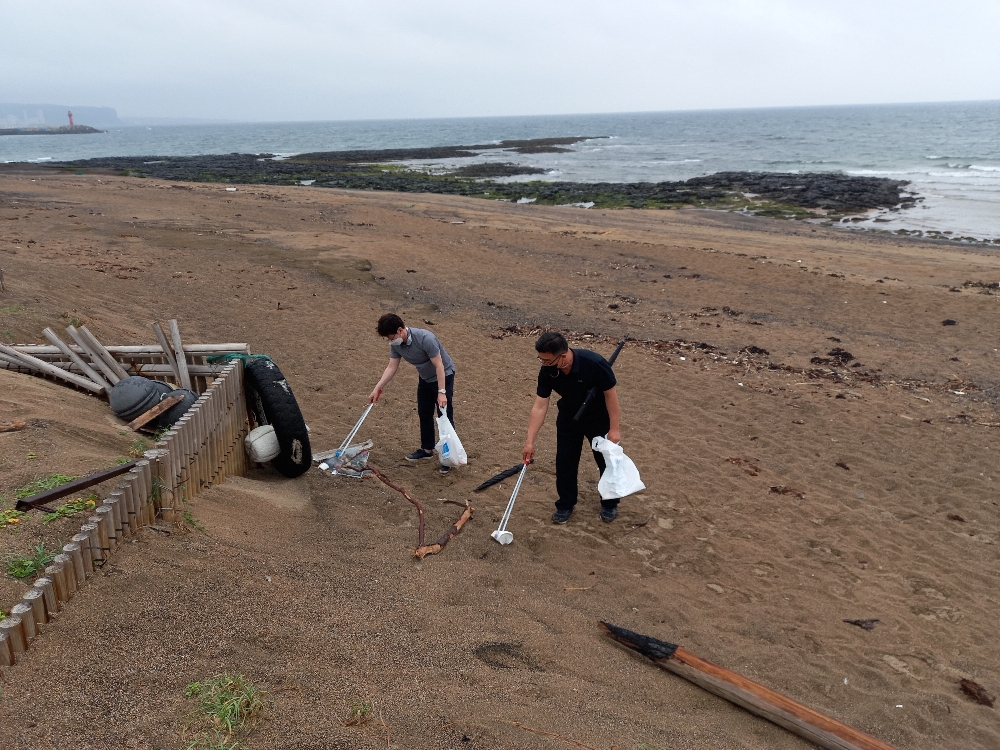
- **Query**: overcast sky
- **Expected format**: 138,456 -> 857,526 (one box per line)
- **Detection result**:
3,0 -> 998,121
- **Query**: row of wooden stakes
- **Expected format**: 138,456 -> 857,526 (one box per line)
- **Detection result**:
0,460 -> 155,666
0,361 -> 251,667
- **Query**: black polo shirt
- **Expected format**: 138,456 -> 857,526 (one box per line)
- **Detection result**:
536,349 -> 616,410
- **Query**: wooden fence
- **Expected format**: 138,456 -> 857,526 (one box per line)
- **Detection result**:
0,361 -> 249,667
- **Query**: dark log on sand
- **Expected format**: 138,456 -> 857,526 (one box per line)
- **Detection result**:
472,459 -> 533,493
599,621 -> 898,750
414,502 -> 474,559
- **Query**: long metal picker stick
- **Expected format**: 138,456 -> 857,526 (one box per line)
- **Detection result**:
491,462 -> 529,545
336,403 -> 375,457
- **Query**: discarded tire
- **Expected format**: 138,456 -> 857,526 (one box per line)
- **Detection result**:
154,388 -> 198,429
244,358 -> 311,477
110,377 -> 173,422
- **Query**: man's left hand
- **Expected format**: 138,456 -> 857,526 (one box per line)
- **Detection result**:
607,427 -> 621,443
437,393 -> 448,410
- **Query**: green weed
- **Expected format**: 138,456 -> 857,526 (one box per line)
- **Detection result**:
1,508 -> 26,528
342,700 -> 373,727
6,542 -> 59,579
14,474 -> 77,500
183,510 -> 206,533
42,494 -> 98,524
128,437 -> 149,457
184,673 -> 265,742
114,457 -> 131,465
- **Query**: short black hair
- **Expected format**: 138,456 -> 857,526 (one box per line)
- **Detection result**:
535,331 -> 568,355
377,313 -> 405,337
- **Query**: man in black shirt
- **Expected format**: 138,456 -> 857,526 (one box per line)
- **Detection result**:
522,331 -> 622,524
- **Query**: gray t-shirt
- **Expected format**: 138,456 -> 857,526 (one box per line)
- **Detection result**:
390,327 -> 455,382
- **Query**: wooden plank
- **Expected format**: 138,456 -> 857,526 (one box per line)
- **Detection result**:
9,360 -> 226,377
66,325 -> 120,384
599,622 -> 897,750
78,326 -> 129,380
168,319 -> 193,391
12,343 -> 250,357
42,327 -> 111,391
127,393 -> 184,431
14,460 -> 139,511
0,342 -> 105,394
152,321 -> 183,384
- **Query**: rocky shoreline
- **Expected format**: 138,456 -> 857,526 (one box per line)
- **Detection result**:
48,136 -> 915,220
1,125 -> 104,136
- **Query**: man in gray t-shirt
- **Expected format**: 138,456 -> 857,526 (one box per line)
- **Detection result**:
369,313 -> 456,473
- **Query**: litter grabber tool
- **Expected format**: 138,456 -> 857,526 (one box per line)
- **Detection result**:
491,461 -> 529,545
335,402 -> 374,458
574,334 -> 628,421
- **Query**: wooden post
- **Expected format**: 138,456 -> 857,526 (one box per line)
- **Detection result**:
23,587 -> 47,625
81,522 -> 102,568
53,553 -> 77,596
152,321 -> 183,386
135,460 -> 152,526
168,319 -> 193,390
71,532 -> 94,577
11,603 -> 36,642
62,541 -> 86,585
0,617 -> 26,659
34,576 -> 58,616
144,449 -> 171,521
0,629 -> 13,667
116,481 -> 136,534
94,506 -> 115,553
77,326 -> 129,380
0,342 -> 105,394
42,327 -> 111,391
176,416 -> 193,498
104,495 -> 125,545
45,562 -> 68,604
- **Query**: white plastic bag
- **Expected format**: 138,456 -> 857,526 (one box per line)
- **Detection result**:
435,407 -> 468,467
592,436 -> 645,499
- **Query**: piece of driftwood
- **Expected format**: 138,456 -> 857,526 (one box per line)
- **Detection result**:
78,326 -> 129,380
152,321 -> 183,384
0,421 -> 27,432
15,460 -> 139,511
168,319 -> 193,390
472,459 -> 533,492
368,465 -> 425,547
42,327 -> 111,391
414,502 -> 474,559
0,342 -> 105,394
12,343 -> 250,357
66,325 -> 120,385
127,393 -> 184,431
599,621 -> 898,750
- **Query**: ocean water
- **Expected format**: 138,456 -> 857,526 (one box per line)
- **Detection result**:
2,101 -> 997,241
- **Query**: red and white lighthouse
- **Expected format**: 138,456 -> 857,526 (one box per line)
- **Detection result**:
67,110 -> 74,127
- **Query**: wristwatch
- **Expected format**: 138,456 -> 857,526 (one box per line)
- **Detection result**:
437,389 -> 447,394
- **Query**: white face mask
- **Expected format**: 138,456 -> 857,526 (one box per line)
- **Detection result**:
388,336 -> 403,346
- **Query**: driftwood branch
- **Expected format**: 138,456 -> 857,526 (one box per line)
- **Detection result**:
414,502 -> 473,559
599,621 -> 898,750
368,465 -> 424,546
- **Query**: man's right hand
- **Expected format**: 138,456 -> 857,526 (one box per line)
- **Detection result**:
522,441 -> 535,463
368,388 -> 382,404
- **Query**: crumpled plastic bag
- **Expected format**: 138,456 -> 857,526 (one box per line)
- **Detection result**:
435,407 -> 468,467
591,436 -> 646,500
317,440 -> 372,478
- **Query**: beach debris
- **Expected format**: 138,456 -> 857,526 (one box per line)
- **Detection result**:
942,319 -> 957,325
315,440 -> 372,478
770,485 -> 805,498
727,457 -> 760,476
947,513 -> 966,522
792,419 -> 805,425
625,514 -> 653,534
843,618 -> 880,631
959,678 -> 995,708
473,459 -> 534,492
599,621 -> 899,750
836,461 -> 851,471
0,421 -> 27,433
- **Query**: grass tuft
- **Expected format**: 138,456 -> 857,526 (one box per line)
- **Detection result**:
42,494 -> 98,524
184,673 -> 265,737
14,474 -> 77,500
6,542 -> 59,579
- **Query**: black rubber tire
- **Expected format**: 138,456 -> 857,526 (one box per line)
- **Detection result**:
153,388 -> 198,429
243,358 -> 311,478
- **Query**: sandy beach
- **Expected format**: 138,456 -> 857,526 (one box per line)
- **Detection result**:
1,168 -> 998,749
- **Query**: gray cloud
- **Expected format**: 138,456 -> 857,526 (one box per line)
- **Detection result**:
2,0 -> 997,120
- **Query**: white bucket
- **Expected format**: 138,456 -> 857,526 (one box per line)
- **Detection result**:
245,425 -> 280,463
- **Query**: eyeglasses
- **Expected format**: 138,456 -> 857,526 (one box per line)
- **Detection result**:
537,353 -> 564,366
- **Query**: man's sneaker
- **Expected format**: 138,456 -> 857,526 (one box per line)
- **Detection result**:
439,464 -> 451,475
551,508 -> 573,524
600,506 -> 618,523
406,448 -> 434,461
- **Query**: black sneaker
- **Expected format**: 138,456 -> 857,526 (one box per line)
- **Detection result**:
600,506 -> 618,523
406,448 -> 434,461
551,508 -> 573,524
439,464 -> 451,475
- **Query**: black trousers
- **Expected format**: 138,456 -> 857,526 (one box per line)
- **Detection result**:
417,373 -> 455,452
554,404 -> 615,511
